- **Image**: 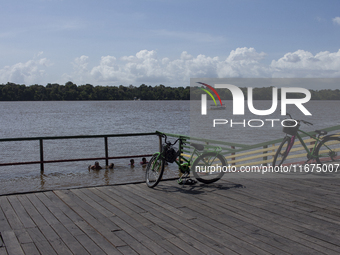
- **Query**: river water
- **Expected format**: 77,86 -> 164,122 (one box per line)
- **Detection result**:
1,100 -> 339,194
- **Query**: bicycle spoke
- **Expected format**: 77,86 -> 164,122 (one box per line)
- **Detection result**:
316,137 -> 340,165
192,152 -> 226,184
145,154 -> 165,188
273,137 -> 290,167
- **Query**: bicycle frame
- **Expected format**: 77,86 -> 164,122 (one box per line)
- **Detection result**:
286,129 -> 323,159
156,139 -> 223,174
182,143 -> 223,169
146,134 -> 227,187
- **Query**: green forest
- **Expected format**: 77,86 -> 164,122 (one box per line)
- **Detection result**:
0,82 -> 190,101
1,82 -> 340,101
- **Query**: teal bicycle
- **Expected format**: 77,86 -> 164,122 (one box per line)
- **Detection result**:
273,114 -> 340,167
145,134 -> 227,188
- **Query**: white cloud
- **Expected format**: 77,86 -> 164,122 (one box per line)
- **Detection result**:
62,55 -> 90,83
270,49 -> 340,77
0,52 -> 52,84
5,48 -> 340,86
217,47 -> 268,77
226,47 -> 266,62
180,51 -> 193,60
333,17 -> 340,25
61,48 -> 340,86
136,49 -> 157,59
79,47 -> 268,86
90,55 -> 122,82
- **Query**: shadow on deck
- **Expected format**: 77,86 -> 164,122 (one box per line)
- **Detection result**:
1,177 -> 340,255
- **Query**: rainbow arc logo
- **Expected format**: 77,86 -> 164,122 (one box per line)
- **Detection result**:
198,82 -> 223,115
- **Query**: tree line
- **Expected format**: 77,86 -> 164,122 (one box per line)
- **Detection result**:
0,82 -> 340,101
0,82 -> 190,101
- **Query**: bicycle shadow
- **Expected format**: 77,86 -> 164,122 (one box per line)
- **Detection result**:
155,180 -> 245,195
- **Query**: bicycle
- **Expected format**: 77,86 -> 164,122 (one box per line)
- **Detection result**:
272,114 -> 340,167
145,134 -> 227,188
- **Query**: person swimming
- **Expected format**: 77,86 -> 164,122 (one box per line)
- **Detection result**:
140,157 -> 148,165
88,161 -> 102,170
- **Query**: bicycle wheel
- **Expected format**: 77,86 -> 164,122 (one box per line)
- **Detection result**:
272,136 -> 291,167
145,153 -> 165,188
192,152 -> 226,184
315,137 -> 340,165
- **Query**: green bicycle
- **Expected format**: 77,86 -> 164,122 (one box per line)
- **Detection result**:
145,134 -> 227,188
273,114 -> 340,167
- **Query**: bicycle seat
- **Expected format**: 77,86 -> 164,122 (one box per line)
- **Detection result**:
190,143 -> 205,151
315,130 -> 328,136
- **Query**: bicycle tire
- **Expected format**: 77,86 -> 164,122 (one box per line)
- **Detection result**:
192,152 -> 226,184
272,136 -> 291,167
145,153 -> 165,188
315,137 -> 340,165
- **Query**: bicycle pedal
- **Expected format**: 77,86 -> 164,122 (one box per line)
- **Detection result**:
178,178 -> 197,185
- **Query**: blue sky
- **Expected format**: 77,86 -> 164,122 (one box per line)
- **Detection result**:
1,0 -> 340,87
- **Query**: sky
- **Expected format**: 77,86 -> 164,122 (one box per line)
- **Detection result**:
0,0 -> 340,88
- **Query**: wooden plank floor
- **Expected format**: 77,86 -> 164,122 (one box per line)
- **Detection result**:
1,177 -> 340,255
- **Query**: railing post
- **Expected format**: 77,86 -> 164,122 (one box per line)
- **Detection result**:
158,134 -> 162,152
231,146 -> 235,165
263,145 -> 268,166
179,137 -> 183,164
39,139 -> 44,174
104,136 -> 109,166
310,137 -> 315,153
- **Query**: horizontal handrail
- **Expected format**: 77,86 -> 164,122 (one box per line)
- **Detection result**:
156,131 -> 248,149
161,125 -> 340,167
163,125 -> 340,153
0,132 -> 157,142
0,132 -> 159,173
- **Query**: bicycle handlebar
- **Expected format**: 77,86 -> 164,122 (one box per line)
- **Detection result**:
286,113 -> 313,126
300,120 -> 313,126
161,134 -> 185,146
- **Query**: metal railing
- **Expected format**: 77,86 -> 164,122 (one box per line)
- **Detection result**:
2,124 -> 340,175
0,132 -> 159,173
162,124 -> 340,167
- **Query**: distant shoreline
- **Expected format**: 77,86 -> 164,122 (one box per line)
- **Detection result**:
1,82 -> 340,101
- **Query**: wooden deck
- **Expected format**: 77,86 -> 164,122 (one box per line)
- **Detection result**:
1,177 -> 340,255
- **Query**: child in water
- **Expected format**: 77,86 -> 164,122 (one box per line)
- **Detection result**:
88,161 -> 102,170
140,157 -> 148,165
